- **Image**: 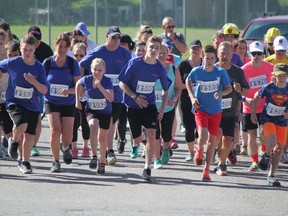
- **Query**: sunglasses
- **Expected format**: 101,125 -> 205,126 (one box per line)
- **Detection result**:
166,25 -> 175,29
74,54 -> 85,58
111,35 -> 121,40
276,50 -> 286,52
251,52 -> 263,56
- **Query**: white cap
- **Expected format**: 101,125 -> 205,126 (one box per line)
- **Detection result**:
249,41 -> 264,53
273,36 -> 288,51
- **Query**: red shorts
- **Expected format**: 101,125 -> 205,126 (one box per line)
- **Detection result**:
263,122 -> 287,145
195,110 -> 222,136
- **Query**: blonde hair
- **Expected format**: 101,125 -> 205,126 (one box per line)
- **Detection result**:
72,42 -> 87,54
161,42 -> 169,53
91,58 -> 106,71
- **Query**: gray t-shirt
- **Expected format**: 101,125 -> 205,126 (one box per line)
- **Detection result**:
159,32 -> 186,56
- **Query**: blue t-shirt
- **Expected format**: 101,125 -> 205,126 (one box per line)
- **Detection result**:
188,65 -> 231,114
0,56 -> 47,112
258,82 -> 288,126
118,56 -> 169,109
43,55 -> 81,106
79,45 -> 131,103
79,75 -> 113,115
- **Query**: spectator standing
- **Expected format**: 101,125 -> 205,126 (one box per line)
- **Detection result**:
75,22 -> 97,52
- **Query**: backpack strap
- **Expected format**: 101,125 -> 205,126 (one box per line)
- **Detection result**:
43,56 -> 53,76
43,56 -> 75,76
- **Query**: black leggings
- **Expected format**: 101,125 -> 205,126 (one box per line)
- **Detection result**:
117,103 -> 127,141
72,102 -> 90,142
156,108 -> 175,142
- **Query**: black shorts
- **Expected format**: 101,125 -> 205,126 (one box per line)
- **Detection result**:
7,104 -> 39,135
45,102 -> 76,117
127,105 -> 158,139
112,102 -> 122,124
156,108 -> 175,142
242,113 -> 261,131
0,103 -> 13,134
87,110 -> 111,130
220,116 -> 237,137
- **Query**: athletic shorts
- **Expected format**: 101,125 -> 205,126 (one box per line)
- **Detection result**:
194,109 -> 222,136
242,113 -> 261,131
7,104 -> 39,135
219,116 -> 237,137
127,105 -> 157,139
112,102 -> 122,124
87,110 -> 111,130
263,122 -> 287,145
44,102 -> 76,117
0,103 -> 13,134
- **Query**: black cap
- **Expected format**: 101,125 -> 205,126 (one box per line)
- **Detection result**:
120,34 -> 135,51
28,26 -> 42,40
190,39 -> 202,48
106,26 -> 121,36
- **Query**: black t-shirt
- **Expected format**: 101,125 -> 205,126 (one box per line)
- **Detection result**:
35,41 -> 53,63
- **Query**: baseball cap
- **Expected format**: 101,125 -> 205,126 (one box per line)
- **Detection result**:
106,26 -> 121,36
75,22 -> 90,35
273,36 -> 288,51
249,41 -> 263,53
190,39 -> 202,48
273,63 -> 288,75
28,26 -> 42,40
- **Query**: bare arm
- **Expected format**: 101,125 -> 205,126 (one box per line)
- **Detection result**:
185,77 -> 200,109
23,73 -> 47,94
214,84 -> 233,99
167,67 -> 182,106
251,92 -> 260,124
75,80 -> 83,110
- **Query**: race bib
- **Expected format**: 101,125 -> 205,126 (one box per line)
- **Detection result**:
199,80 -> 219,93
105,74 -> 119,86
221,98 -> 232,109
14,86 -> 33,99
249,75 -> 267,89
266,102 -> 285,116
136,81 -> 155,94
1,91 -> 5,102
50,84 -> 69,97
88,98 -> 107,110
155,91 -> 162,102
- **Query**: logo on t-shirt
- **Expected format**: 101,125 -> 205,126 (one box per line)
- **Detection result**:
271,94 -> 288,106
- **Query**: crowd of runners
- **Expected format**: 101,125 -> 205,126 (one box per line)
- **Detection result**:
0,17 -> 287,186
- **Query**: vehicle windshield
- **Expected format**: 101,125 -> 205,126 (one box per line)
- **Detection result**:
243,20 -> 288,41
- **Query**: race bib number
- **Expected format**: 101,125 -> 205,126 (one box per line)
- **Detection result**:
155,91 -> 162,102
136,81 -> 155,94
50,84 -> 69,97
199,80 -> 219,93
266,102 -> 285,116
249,75 -> 267,89
88,98 -> 107,110
221,98 -> 232,109
14,86 -> 33,99
105,74 -> 119,86
1,91 -> 5,102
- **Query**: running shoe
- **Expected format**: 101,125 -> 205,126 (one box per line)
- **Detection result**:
267,176 -> 281,187
141,150 -> 146,159
97,163 -> 105,175
228,150 -> 237,165
185,152 -> 195,162
258,152 -> 270,171
130,145 -> 139,159
202,169 -> 211,182
107,149 -> 117,165
154,159 -> 163,169
51,160 -> 61,172
81,146 -> 90,157
62,146 -> 72,164
240,145 -> 248,155
171,138 -> 179,149
117,139 -> 126,154
161,149 -> 170,165
20,161 -> 33,174
248,162 -> 259,172
71,148 -> 78,159
142,168 -> 152,182
31,146 -> 40,156
194,147 -> 204,165
8,137 -> 19,159
215,164 -> 227,176
89,156 -> 98,169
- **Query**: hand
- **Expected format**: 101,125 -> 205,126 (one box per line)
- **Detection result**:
167,99 -> 174,107
284,112 -> 288,119
157,108 -> 164,121
59,88 -> 69,96
94,79 -> 101,88
75,101 -> 82,110
135,94 -> 148,108
251,113 -> 258,124
244,97 -> 253,106
214,91 -> 223,100
167,32 -> 175,41
24,73 -> 37,85
233,82 -> 241,93
192,98 -> 200,109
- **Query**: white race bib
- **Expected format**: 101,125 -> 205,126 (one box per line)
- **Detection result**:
105,74 -> 119,86
136,81 -> 155,94
1,91 -> 6,102
249,75 -> 267,89
221,98 -> 232,109
155,91 -> 162,103
14,86 -> 33,99
88,98 -> 107,110
50,84 -> 69,97
199,79 -> 219,93
266,102 -> 285,116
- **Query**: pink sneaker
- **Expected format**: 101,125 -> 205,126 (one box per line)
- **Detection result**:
81,146 -> 90,157
171,139 -> 179,149
71,148 -> 78,159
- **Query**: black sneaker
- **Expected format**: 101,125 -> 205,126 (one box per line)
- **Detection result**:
89,156 -> 98,169
107,149 -> 117,165
215,164 -> 227,176
61,146 -> 72,164
259,152 -> 270,171
8,137 -> 19,159
142,168 -> 152,182
117,139 -> 126,154
51,160 -> 61,172
20,161 -> 33,174
96,163 -> 105,175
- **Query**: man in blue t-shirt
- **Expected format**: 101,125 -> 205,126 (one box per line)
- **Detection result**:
80,26 -> 131,165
